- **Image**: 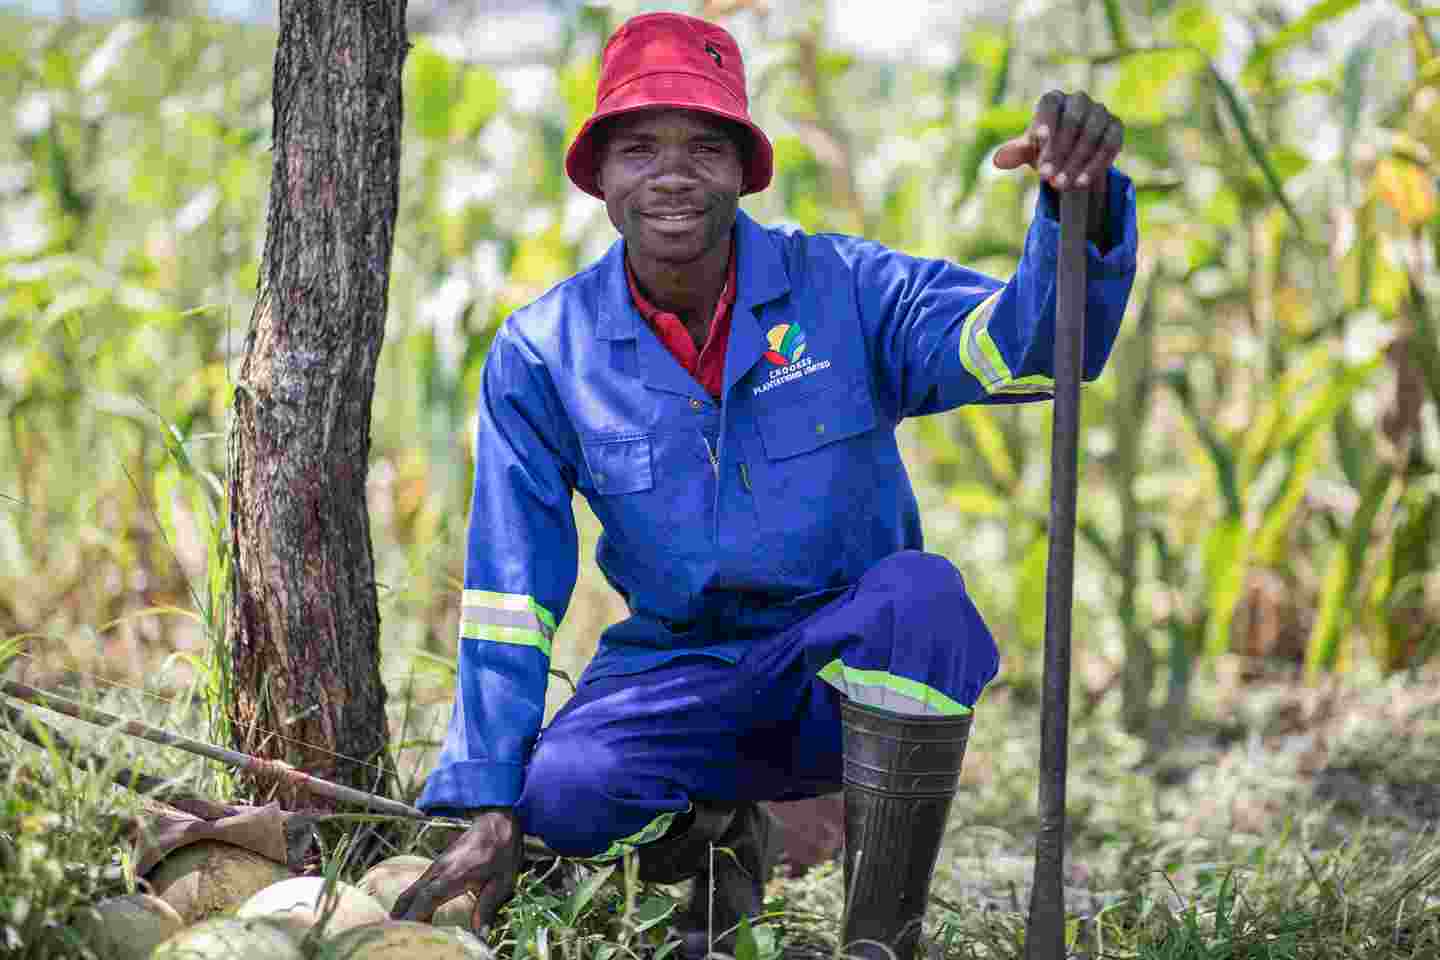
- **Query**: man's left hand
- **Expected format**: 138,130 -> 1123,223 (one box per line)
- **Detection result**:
992,91 -> 1123,192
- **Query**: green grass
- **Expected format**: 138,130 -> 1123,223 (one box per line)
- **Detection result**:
4,644 -> 1438,958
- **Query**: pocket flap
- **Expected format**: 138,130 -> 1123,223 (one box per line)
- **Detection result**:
756,378 -> 876,461
583,435 -> 653,495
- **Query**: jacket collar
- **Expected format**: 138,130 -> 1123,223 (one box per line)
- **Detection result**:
593,210 -> 792,398
724,210 -> 791,396
594,210 -> 790,340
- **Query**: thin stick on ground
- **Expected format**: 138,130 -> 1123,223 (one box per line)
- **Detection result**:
0,679 -> 424,819
1,699 -> 182,799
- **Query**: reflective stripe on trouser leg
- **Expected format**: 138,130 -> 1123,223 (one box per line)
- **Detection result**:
807,550 -> 998,716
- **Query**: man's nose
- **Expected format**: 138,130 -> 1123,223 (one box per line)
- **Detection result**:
650,146 -> 700,190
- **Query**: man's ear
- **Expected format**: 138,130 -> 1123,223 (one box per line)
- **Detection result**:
591,120 -> 611,198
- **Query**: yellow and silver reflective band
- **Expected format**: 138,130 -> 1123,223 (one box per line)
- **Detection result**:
817,660 -> 972,717
459,589 -> 556,658
958,288 -> 1057,396
585,806 -> 686,862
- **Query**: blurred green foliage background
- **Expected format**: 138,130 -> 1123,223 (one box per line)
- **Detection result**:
1,0 -> 1437,739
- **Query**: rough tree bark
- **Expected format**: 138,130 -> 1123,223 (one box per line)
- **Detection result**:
226,0 -> 408,805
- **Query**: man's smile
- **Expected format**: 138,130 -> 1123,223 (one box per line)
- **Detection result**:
641,209 -> 707,228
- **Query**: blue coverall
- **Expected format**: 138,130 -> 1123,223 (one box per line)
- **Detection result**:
419,172 -> 1140,856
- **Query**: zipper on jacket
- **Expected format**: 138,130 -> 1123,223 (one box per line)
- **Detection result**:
739,461 -> 752,492
701,432 -> 719,479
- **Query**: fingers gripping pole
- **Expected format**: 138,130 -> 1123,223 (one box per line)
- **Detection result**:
1025,188 -> 1089,960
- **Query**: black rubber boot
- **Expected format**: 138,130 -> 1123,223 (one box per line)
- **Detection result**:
636,804 -> 737,885
674,802 -> 773,960
840,699 -> 973,960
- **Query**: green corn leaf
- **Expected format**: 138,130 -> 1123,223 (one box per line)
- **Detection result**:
408,42 -> 457,141
1078,517 -> 1118,572
1107,48 -> 1205,124
453,66 -> 504,138
1252,431 -> 1323,566
987,28 -> 1012,105
1016,535 -> 1049,650
1203,517 -> 1250,657
1246,0 -> 1363,78
1164,369 -> 1241,517
1275,358 -> 1381,450
407,650 -> 458,682
1407,276 -> 1440,414
1332,407 -> 1368,491
956,407 -> 1018,491
1207,63 -> 1306,236
1169,2 -> 1223,57
1374,486 -> 1436,671
955,31 -> 1013,205
1239,345 -> 1331,481
1304,465 -> 1392,678
915,417 -> 965,469
975,105 -> 1031,137
1101,0 -> 1133,51
946,483 -> 1008,518
1340,39 -> 1375,202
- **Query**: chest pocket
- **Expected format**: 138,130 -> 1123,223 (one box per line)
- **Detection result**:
582,435 -> 653,495
755,376 -> 876,461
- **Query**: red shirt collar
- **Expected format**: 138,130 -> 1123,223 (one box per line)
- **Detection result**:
624,238 -> 737,400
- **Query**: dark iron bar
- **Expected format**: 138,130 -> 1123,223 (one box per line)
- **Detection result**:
1025,187 -> 1089,960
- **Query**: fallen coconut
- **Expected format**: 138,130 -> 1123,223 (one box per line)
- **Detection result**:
74,893 -> 184,960
357,855 -> 477,928
152,917 -> 302,960
324,921 -> 493,959
147,840 -> 292,924
237,876 -> 389,938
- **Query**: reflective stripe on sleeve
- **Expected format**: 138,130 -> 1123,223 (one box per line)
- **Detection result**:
957,288 -> 1057,397
459,589 -> 556,657
817,660 -> 972,717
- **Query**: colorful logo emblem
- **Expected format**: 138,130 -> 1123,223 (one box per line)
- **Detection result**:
764,323 -> 807,367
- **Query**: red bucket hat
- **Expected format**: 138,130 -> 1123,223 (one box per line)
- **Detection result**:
565,12 -> 774,199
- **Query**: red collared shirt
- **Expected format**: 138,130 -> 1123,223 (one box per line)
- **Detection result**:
625,241 -> 736,400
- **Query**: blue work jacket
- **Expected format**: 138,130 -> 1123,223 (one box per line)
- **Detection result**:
419,170 -> 1139,812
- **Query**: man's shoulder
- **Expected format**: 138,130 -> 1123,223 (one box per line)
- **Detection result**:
499,257 -> 608,353
744,216 -> 896,288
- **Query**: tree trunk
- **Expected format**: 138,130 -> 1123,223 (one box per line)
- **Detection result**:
226,0 -> 407,806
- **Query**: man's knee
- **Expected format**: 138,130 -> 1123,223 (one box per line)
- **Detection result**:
862,550 -> 970,612
518,731 -> 628,856
863,550 -> 995,652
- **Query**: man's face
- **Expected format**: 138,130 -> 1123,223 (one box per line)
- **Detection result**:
596,108 -> 744,268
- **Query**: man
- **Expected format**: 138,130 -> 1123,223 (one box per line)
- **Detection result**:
395,11 -> 1137,958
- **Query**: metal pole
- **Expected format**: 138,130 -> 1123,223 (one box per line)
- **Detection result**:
1,679 -> 425,820
1025,188 -> 1089,960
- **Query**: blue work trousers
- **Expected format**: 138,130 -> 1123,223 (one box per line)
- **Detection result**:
514,551 -> 999,856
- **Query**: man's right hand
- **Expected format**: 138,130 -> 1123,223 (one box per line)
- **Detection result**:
391,809 -> 522,930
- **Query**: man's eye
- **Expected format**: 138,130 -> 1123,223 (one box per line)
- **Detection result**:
623,144 -> 653,155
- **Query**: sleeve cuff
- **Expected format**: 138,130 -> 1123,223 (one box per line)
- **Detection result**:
1031,168 -> 1138,273
417,760 -> 524,812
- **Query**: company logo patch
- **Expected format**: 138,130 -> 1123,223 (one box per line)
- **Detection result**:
754,322 -> 831,396
763,323 -> 807,366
